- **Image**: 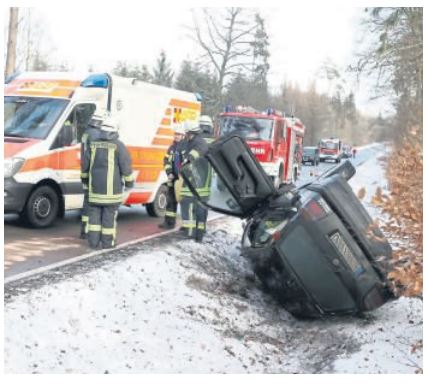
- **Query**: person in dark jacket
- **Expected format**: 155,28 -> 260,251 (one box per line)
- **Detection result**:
79,112 -> 103,239
180,121 -> 212,242
81,115 -> 134,249
158,126 -> 186,229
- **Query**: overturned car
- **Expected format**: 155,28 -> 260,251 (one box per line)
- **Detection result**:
181,135 -> 394,318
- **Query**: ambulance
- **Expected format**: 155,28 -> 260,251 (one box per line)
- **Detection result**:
4,72 -> 201,228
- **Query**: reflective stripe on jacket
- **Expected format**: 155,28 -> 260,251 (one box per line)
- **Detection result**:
80,125 -> 101,183
180,133 -> 212,198
163,141 -> 185,178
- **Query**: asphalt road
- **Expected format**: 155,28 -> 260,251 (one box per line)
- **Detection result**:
4,149 -> 373,279
4,205 -> 167,278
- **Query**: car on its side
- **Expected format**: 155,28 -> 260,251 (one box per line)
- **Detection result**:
302,146 -> 320,165
181,135 -> 394,318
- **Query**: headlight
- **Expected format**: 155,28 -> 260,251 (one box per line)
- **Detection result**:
4,157 -> 25,178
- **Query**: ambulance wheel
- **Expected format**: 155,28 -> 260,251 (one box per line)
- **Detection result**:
23,185 -> 59,228
145,185 -> 168,217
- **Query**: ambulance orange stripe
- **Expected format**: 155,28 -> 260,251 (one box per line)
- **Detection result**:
127,147 -> 167,164
5,79 -> 81,98
170,99 -> 201,110
161,118 -> 171,126
6,88 -> 75,98
152,137 -> 173,146
157,128 -> 175,136
125,192 -> 152,205
9,79 -> 81,87
136,167 -> 164,182
20,149 -> 80,172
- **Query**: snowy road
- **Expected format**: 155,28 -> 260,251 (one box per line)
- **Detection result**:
4,143 -> 422,373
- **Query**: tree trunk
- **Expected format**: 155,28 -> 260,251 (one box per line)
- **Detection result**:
5,7 -> 19,78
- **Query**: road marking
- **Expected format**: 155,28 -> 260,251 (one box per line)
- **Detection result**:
5,214 -> 224,285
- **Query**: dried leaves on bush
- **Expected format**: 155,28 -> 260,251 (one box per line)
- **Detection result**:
371,134 -> 423,297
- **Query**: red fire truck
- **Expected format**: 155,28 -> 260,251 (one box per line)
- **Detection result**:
217,106 -> 305,186
318,138 -> 343,163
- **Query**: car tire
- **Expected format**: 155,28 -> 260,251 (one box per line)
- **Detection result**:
22,185 -> 59,228
145,184 -> 168,217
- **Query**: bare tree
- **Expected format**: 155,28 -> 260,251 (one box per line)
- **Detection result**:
16,9 -> 54,72
190,8 -> 259,110
353,7 -> 423,137
5,7 -> 19,78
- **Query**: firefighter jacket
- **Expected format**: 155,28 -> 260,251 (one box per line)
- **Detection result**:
80,124 -> 101,190
81,130 -> 134,206
180,133 -> 212,198
163,140 -> 185,179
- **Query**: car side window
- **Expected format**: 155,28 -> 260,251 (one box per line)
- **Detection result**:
50,104 -> 96,150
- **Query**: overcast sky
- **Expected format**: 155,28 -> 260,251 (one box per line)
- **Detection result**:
6,5 -> 392,116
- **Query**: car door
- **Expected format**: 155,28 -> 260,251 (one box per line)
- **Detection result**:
181,134 -> 277,218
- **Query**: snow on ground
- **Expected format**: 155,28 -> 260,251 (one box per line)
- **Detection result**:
4,143 -> 422,374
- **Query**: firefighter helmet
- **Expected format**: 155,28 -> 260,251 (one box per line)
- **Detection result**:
199,115 -> 213,127
183,120 -> 201,134
175,125 -> 186,136
101,115 -> 119,132
91,110 -> 107,124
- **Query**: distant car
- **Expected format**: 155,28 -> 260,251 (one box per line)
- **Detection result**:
302,146 -> 320,165
342,145 -> 352,159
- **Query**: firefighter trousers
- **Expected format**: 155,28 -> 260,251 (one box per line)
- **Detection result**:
180,195 -> 208,240
87,204 -> 119,249
163,180 -> 178,226
80,187 -> 89,237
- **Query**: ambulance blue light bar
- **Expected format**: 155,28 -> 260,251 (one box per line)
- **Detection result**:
81,74 -> 109,88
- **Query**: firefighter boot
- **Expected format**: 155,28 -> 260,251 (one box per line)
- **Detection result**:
158,217 -> 176,229
195,228 -> 204,243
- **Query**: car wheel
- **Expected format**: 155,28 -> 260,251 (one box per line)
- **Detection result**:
145,184 -> 168,217
22,185 -> 59,228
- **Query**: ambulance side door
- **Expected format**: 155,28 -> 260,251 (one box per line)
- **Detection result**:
50,103 -> 96,202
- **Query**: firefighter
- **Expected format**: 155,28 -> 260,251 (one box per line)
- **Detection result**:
352,147 -> 357,159
79,111 -> 103,239
158,126 -> 186,229
81,115 -> 134,249
179,121 -> 212,242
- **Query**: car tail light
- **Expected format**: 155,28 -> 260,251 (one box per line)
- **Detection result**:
304,199 -> 326,221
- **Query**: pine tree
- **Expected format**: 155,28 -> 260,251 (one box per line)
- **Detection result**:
152,51 -> 174,87
175,60 -> 218,116
250,13 -> 270,87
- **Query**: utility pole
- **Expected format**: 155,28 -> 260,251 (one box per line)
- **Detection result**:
5,7 -> 19,79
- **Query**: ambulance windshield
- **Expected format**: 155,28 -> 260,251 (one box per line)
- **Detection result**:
4,96 -> 69,139
219,117 -> 273,141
